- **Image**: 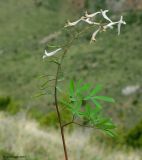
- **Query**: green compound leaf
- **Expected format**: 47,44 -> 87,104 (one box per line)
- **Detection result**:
76,83 -> 90,94
92,99 -> 102,108
72,100 -> 83,117
59,80 -> 116,137
76,79 -> 83,88
60,100 -> 73,109
89,84 -> 102,96
83,105 -> 91,117
84,85 -> 102,100
90,107 -> 101,118
60,98 -> 83,117
94,96 -> 115,103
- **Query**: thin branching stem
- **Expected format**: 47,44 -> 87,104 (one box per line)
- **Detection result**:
54,48 -> 73,160
62,121 -> 97,129
54,25 -> 95,160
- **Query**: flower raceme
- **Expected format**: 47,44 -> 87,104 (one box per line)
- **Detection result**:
103,16 -> 126,35
43,10 -> 126,58
64,9 -> 126,42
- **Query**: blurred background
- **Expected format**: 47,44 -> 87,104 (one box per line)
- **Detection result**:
0,0 -> 142,159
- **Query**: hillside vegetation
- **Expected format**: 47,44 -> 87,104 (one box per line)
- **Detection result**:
0,0 -> 142,155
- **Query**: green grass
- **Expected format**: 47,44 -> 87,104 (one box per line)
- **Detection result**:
0,0 -> 142,131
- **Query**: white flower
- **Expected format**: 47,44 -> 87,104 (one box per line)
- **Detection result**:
103,16 -> 126,34
101,9 -> 112,22
82,18 -> 100,25
64,19 -> 82,27
103,22 -> 118,30
85,11 -> 101,18
43,48 -> 62,59
90,28 -> 101,42
118,16 -> 126,35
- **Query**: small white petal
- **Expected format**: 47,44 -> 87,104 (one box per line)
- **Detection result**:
118,16 -> 126,35
85,11 -> 101,18
101,9 -> 112,22
64,19 -> 81,27
43,48 -> 62,59
103,22 -> 118,30
118,23 -> 121,35
82,18 -> 100,25
82,18 -> 94,24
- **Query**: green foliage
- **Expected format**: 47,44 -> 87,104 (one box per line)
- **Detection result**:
27,108 -> 44,121
0,96 -> 11,111
0,0 -> 141,129
0,96 -> 20,114
60,80 -> 116,137
124,120 -> 142,148
0,96 -> 11,110
39,111 -> 58,128
7,101 -> 20,115
0,150 -> 15,159
28,108 -> 72,128
0,0 -> 141,145
125,11 -> 142,25
39,109 -> 73,128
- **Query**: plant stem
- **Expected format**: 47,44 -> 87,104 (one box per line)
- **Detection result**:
54,62 -> 69,160
54,26 -> 94,160
54,35 -> 76,160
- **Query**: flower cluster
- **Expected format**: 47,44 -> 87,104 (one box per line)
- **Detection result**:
43,9 -> 126,59
65,9 -> 126,42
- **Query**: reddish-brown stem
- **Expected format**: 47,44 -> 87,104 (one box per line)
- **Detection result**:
53,26 -> 94,160
54,63 -> 69,160
54,36 -> 76,160
62,121 -> 97,129
62,121 -> 74,128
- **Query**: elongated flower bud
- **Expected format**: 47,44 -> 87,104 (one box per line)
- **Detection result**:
90,28 -> 101,43
85,11 -> 101,18
64,19 -> 82,27
82,18 -> 100,25
43,48 -> 62,59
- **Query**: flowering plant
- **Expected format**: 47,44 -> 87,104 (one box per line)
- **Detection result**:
41,9 -> 126,160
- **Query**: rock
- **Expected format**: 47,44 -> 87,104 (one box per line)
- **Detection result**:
121,85 -> 141,96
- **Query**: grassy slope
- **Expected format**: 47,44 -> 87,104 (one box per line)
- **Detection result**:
0,0 -> 142,128
0,112 -> 142,160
